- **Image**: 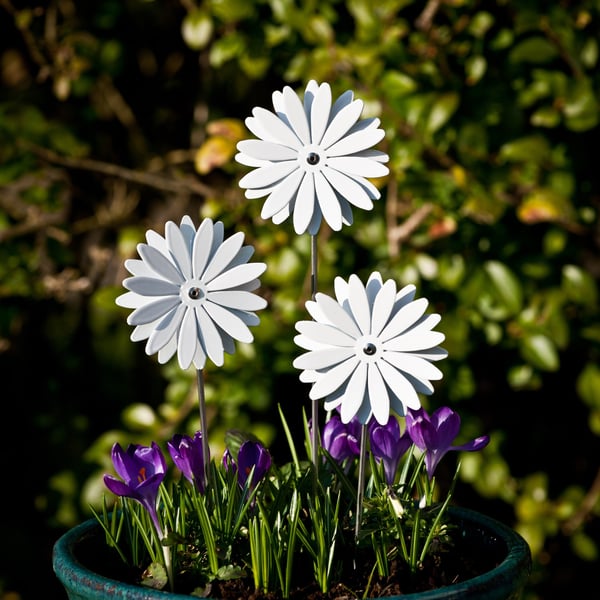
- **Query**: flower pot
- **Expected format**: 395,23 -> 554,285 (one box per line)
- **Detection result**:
53,506 -> 531,600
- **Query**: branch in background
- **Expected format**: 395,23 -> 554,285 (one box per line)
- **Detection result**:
562,467 -> 600,536
24,142 -> 216,197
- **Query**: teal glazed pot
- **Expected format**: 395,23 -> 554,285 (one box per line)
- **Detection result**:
53,506 -> 531,600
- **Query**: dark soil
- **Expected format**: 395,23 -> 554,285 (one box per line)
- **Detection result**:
75,523 -> 503,599
206,543 -> 499,599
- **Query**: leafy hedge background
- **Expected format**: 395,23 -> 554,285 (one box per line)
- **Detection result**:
1,1 -> 599,598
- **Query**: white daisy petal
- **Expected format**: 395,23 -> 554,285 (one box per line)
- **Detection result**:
310,293 -> 362,338
327,156 -> 389,178
146,229 -> 167,253
320,99 -> 363,149
177,306 -> 198,370
203,232 -> 245,282
191,343 -> 207,370
132,321 -> 158,342
384,330 -> 446,352
192,218 -> 214,279
293,347 -> 356,370
228,245 -> 255,268
146,303 -> 186,355
261,169 -> 305,220
293,171 -> 316,234
206,263 -> 267,291
331,89 -> 354,116
239,161 -> 298,189
124,258 -> 154,277
380,298 -> 429,341
123,277 -> 179,296
157,336 -> 178,365
308,356 -> 360,399
340,362 -> 368,424
128,296 -> 181,326
138,244 -> 185,284
369,363 -> 391,425
396,284 -> 417,305
195,305 -> 225,367
326,127 -> 385,157
383,352 -> 443,382
310,83 -> 332,144
208,290 -> 267,311
295,320 -> 356,347
116,291 -> 150,309
283,85 -> 311,144
235,152 -> 270,168
377,359 -> 421,410
306,205 -> 324,236
321,167 -> 374,210
237,139 -> 298,161
203,301 -> 254,343
251,106 -> 303,149
314,171 -> 342,231
166,220 -> 192,280
371,279 -> 397,336
410,347 -> 449,361
347,274 -> 372,335
245,186 -> 273,199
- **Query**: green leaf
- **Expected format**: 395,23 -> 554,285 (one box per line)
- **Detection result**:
140,561 -> 168,590
181,10 -> 213,50
209,32 -> 245,67
509,37 -> 559,63
520,333 -> 559,371
576,363 -> 600,410
381,70 -> 417,100
498,135 -> 551,163
484,260 -> 523,316
562,265 -> 598,307
426,92 -> 460,134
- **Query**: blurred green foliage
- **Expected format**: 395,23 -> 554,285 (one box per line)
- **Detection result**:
1,0 -> 599,598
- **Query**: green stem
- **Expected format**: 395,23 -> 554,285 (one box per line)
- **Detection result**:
196,369 -> 211,490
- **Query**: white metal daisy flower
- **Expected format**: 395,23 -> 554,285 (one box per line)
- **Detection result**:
235,80 -> 389,235
293,272 -> 447,425
116,215 -> 267,370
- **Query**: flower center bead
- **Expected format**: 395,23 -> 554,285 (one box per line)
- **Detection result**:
363,342 -> 377,356
181,280 -> 207,306
306,152 -> 320,165
355,336 -> 381,363
188,287 -> 203,300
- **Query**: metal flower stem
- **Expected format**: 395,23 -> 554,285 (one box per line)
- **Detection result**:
310,233 -> 319,469
354,423 -> 368,543
196,368 -> 211,489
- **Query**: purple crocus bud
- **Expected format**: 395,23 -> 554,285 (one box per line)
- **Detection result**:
322,413 -> 361,463
405,406 -> 490,480
237,440 -> 271,490
167,431 -> 207,493
369,417 -> 412,485
104,441 -> 167,536
222,448 -> 237,474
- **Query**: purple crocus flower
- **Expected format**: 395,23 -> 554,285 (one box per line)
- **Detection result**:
237,440 -> 271,490
322,413 -> 361,463
405,406 -> 490,480
369,417 -> 412,485
104,441 -> 167,536
167,431 -> 207,493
